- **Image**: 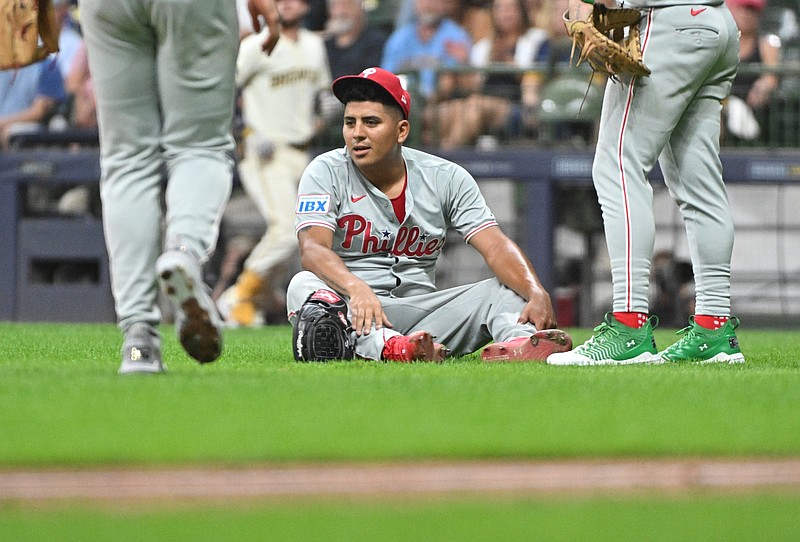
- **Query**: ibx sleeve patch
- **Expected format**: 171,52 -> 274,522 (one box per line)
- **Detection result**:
296,194 -> 331,214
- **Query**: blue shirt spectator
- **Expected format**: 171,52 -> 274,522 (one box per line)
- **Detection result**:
0,58 -> 67,147
381,0 -> 471,99
55,3 -> 84,79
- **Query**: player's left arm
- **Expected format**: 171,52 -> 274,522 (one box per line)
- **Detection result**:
469,226 -> 558,330
298,225 -> 393,336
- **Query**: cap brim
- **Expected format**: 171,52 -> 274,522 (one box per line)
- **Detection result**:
331,75 -> 408,118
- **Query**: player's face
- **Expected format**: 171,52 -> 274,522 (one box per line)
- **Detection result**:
342,101 -> 409,169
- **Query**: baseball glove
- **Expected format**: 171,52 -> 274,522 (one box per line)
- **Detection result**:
292,289 -> 355,362
563,4 -> 650,79
1,0 -> 60,71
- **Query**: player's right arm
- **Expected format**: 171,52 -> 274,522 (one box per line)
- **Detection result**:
297,225 -> 392,336
247,0 -> 280,54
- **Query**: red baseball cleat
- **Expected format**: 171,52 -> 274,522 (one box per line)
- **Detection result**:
383,331 -> 444,362
481,329 -> 573,362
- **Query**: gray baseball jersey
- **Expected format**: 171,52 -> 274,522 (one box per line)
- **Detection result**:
592,3 -> 739,315
295,146 -> 497,296
289,146 -> 540,359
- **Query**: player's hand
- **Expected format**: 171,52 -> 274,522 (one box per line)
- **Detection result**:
518,289 -> 558,331
347,282 -> 392,336
248,0 -> 280,54
247,132 -> 275,160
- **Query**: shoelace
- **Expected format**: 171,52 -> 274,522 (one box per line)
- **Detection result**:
576,320 -> 617,352
667,324 -> 714,354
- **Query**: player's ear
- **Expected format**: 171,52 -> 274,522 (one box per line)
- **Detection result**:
396,119 -> 410,144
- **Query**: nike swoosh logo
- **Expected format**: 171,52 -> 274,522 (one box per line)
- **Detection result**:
690,7 -> 706,16
350,194 -> 367,203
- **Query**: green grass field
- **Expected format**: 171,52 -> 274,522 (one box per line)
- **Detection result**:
3,493 -> 800,541
1,322 -> 799,540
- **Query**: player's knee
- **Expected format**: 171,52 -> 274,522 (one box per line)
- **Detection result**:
286,271 -> 325,310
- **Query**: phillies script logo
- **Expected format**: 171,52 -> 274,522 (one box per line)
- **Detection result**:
338,215 -> 444,256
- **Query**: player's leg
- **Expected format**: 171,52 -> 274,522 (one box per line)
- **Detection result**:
286,272 -> 442,362
215,151 -> 269,327
656,106 -> 744,364
547,80 -> 665,365
381,278 -> 569,360
654,7 -> 743,364
260,148 -> 304,263
287,272 -> 329,323
661,100 -> 734,318
154,0 -> 237,259
151,0 -> 239,362
246,146 -> 305,311
549,7 -> 716,365
81,0 -> 165,372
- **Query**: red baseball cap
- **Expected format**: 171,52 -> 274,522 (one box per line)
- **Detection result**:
332,67 -> 411,119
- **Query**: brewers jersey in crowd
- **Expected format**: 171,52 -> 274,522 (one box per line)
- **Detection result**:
237,27 -> 331,145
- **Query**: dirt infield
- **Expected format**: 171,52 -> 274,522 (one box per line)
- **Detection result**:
3,459 -> 800,502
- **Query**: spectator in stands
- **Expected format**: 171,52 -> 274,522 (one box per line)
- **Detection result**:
54,0 -> 83,80
365,0 -> 404,35
381,0 -> 472,100
396,0 -> 494,43
319,0 -> 390,134
64,43 -> 97,129
531,0 -> 573,65
724,0 -> 781,141
449,0 -> 494,43
325,0 -> 389,79
424,0 -> 548,148
0,58 -> 67,149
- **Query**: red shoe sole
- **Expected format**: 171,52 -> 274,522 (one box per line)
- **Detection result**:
387,331 -> 436,362
481,329 -> 573,362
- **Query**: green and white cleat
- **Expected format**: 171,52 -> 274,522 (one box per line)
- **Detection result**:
655,316 -> 745,364
547,312 -> 659,366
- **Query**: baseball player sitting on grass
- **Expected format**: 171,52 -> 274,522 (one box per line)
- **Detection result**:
287,67 -> 572,362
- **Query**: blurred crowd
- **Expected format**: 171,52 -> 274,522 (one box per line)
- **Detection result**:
2,0 -> 799,152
